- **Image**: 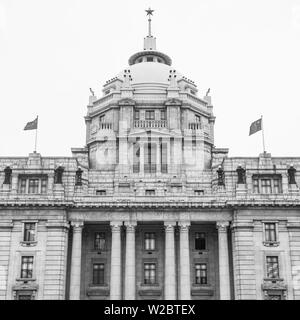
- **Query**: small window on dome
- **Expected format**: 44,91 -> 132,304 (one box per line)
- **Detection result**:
157,59 -> 162,63
138,58 -> 143,63
147,57 -> 154,62
191,90 -> 196,95
105,89 -> 110,95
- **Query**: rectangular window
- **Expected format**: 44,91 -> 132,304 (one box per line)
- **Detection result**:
134,110 -> 140,120
99,115 -> 105,123
195,115 -> 201,122
253,178 -> 259,193
94,232 -> 106,250
19,176 -> 48,194
194,190 -> 204,196
24,223 -> 36,242
20,178 -> 27,194
145,110 -> 155,120
145,189 -> 155,196
145,232 -> 155,251
21,256 -> 33,279
273,178 -> 281,193
93,263 -> 105,285
161,142 -> 168,173
28,179 -> 39,194
144,263 -> 156,284
195,263 -> 207,284
160,110 -> 166,120
195,232 -> 206,250
265,223 -> 276,242
266,256 -> 279,279
146,57 -> 153,62
96,190 -> 106,195
261,179 -> 272,194
41,178 -> 47,194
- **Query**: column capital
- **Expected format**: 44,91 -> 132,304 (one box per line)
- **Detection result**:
178,221 -> 190,231
164,221 -> 176,231
124,221 -> 137,232
110,221 -> 123,232
216,221 -> 230,232
70,221 -> 84,230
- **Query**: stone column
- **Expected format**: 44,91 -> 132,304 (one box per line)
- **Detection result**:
156,140 -> 161,174
110,222 -> 122,299
217,221 -> 231,300
179,221 -> 191,300
164,222 -> 176,299
124,222 -> 137,299
140,141 -> 144,175
69,221 -> 84,300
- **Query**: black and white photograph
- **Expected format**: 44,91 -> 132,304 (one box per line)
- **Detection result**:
0,0 -> 300,309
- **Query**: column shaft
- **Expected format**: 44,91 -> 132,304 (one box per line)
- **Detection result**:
164,223 -> 176,299
110,222 -> 122,299
124,223 -> 136,300
217,221 -> 231,300
179,222 -> 191,300
69,221 -> 83,300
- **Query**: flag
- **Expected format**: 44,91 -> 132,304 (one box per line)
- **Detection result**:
24,117 -> 38,130
249,118 -> 262,136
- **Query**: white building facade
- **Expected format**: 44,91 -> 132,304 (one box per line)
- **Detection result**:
0,14 -> 300,300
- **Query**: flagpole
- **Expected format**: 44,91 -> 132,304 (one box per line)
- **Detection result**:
261,115 -> 266,153
34,116 -> 38,153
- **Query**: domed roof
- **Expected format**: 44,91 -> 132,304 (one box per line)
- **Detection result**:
121,62 -> 182,86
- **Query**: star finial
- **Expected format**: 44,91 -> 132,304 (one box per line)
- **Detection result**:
145,8 -> 154,36
146,7 -> 154,16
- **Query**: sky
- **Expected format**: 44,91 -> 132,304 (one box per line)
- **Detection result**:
0,0 -> 299,158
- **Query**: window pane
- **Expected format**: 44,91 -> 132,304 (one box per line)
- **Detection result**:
145,233 -> 155,250
93,263 -> 104,285
28,179 -> 39,194
94,232 -> 105,250
195,233 -> 206,250
266,256 -> 279,278
144,263 -> 156,284
21,256 -> 34,279
20,179 -> 27,194
195,264 -> 207,284
265,223 -> 276,242
261,179 -> 272,194
24,223 -> 36,242
41,178 -> 47,194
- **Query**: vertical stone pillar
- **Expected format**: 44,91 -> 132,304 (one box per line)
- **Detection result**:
124,222 -> 137,299
69,221 -> 84,300
164,222 -> 176,299
217,221 -> 231,300
140,141 -> 144,175
110,222 -> 122,299
179,221 -> 191,300
156,140 -> 161,174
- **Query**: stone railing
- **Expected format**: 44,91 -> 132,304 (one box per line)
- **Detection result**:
134,120 -> 167,128
99,122 -> 113,130
188,122 -> 202,130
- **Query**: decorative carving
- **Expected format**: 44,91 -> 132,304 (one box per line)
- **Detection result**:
216,221 -> 230,232
236,165 -> 246,184
178,222 -> 190,232
288,165 -> 296,184
54,166 -> 64,184
3,166 -> 12,184
110,222 -> 122,232
75,167 -> 83,186
217,166 -> 225,186
71,221 -> 84,231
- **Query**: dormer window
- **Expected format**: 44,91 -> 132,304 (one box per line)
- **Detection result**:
145,110 -> 155,120
191,90 -> 196,95
99,115 -> 105,123
19,175 -> 48,194
160,110 -> 166,120
195,115 -> 201,122
252,175 -> 282,194
134,110 -> 140,120
105,90 -> 110,95
146,57 -> 154,62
